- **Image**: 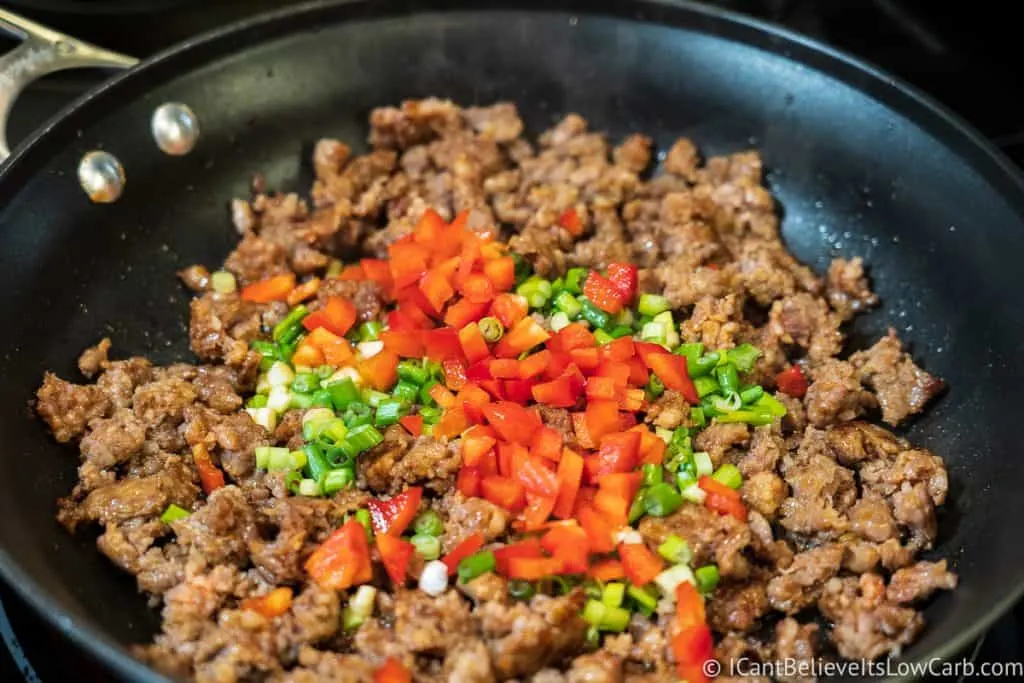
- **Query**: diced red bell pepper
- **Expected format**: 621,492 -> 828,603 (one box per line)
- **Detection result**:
359,349 -> 399,391
571,412 -> 596,450
337,263 -> 365,281
457,383 -> 492,409
676,581 -> 708,629
598,471 -> 643,504
605,262 -> 638,304
429,383 -> 457,408
506,556 -> 565,580
477,379 -> 505,400
489,358 -> 521,379
521,492 -> 558,531
576,502 -> 616,554
593,431 -> 642,476
619,388 -> 646,412
552,449 -> 584,519
360,258 -> 394,294
585,399 -> 622,444
241,586 -> 293,618
586,376 -> 619,402
374,658 -> 413,683
583,271 -> 625,314
629,425 -> 667,465
569,347 -> 601,372
380,329 -> 424,358
456,466 -> 481,498
389,301 -> 433,330
494,537 -> 544,575
601,335 -> 635,362
305,519 -> 373,590
442,358 -> 468,391
626,357 -> 649,386
775,365 -> 808,398
541,523 -> 590,574
483,256 -> 516,291
531,426 -> 563,462
434,405 -> 470,439
441,532 -> 485,575
367,487 -> 422,536
459,273 -> 496,304
291,339 -> 325,368
306,327 -> 355,367
548,323 -> 597,353
517,456 -> 559,497
497,441 -> 529,479
192,444 -> 225,495
413,208 -> 446,244
619,542 -> 665,586
388,238 -> 431,289
491,293 -> 529,328
558,207 -> 584,236
532,371 -> 584,408
588,558 -> 626,581
494,317 -> 551,358
376,533 -> 415,585
240,273 -> 296,303
592,489 -> 629,526
444,298 -> 490,328
302,295 -> 357,337
461,425 -> 497,468
518,350 -> 550,379
645,352 -> 699,404
672,624 -> 714,683
458,323 -> 491,363
503,378 -> 535,404
482,401 -> 541,446
481,475 -> 526,511
399,414 -> 423,437
466,360 -> 493,382
423,327 -> 465,361
593,361 -> 631,387
699,476 -> 748,521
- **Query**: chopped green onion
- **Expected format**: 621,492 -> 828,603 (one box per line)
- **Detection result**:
754,393 -> 788,417
710,392 -> 742,413
602,582 -> 626,608
311,389 -> 334,408
303,443 -> 331,483
254,445 -> 277,470
272,305 -> 309,343
291,372 -> 319,394
712,409 -> 776,426
694,375 -> 720,398
419,405 -> 443,424
642,463 -> 663,487
599,605 -> 631,632
690,406 -> 706,428
726,344 -> 761,373
358,320 -> 382,342
267,361 -> 295,388
323,468 -> 354,494
739,385 -> 764,404
687,352 -> 720,378
392,380 -> 419,404
517,276 -> 553,309
593,329 -> 614,345
658,535 -> 692,564
565,268 -> 587,294
474,316 -> 503,343
284,470 -> 303,494
712,463 -> 743,490
210,270 -> 237,294
628,491 -> 647,524
342,584 -> 376,629
716,363 -> 740,395
693,452 -> 713,477
418,380 -> 439,407
667,428 -> 693,458
512,252 -> 533,285
609,325 -> 633,338
508,579 -> 535,601
695,565 -> 720,594
343,402 -> 373,428
579,298 -> 610,329
354,508 -> 373,539
582,599 -> 606,626
553,291 -> 583,318
160,504 -> 190,523
652,311 -> 678,348
375,398 -> 407,426
643,482 -> 683,517
289,392 -> 314,410
311,417 -> 348,444
410,533 -> 441,560
640,321 -> 667,345
363,390 -> 389,408
646,374 -> 665,399
302,406 -> 334,426
457,551 -> 496,583
326,378 -> 361,411
550,276 -> 566,297
413,510 -> 444,536
314,365 -> 334,379
298,477 -> 320,497
680,481 -> 706,503
340,424 -> 383,457
246,394 -> 268,409
326,260 -> 344,278
676,469 -> 697,493
637,293 -> 670,317
549,311 -> 571,332
654,564 -> 695,598
251,340 -> 278,370
397,360 -> 429,386
627,585 -> 659,614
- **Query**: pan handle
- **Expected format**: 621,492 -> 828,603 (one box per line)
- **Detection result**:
0,8 -> 137,161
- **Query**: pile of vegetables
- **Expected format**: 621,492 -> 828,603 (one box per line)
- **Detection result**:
162,208 -> 810,683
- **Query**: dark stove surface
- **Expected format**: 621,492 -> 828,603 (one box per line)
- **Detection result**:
2,1 -> 1022,681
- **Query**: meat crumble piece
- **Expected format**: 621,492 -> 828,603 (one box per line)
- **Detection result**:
850,329 -> 945,425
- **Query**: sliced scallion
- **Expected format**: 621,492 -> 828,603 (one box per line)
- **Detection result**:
323,467 -> 354,494
637,293 -> 670,317
392,380 -> 419,404
479,316 -> 505,342
358,320 -> 382,342
601,582 -> 626,608
160,504 -> 190,524
712,463 -> 743,490
726,343 -> 761,373
739,385 -> 764,404
374,398 -> 407,426
627,585 -> 659,615
593,329 -> 614,345
579,298 -> 610,329
342,402 -> 372,428
549,311 -> 571,332
297,477 -> 320,497
564,267 -> 587,294
457,551 -> 496,583
643,482 -> 683,517
642,463 -> 663,487
508,579 -> 535,601
397,360 -> 429,386
716,363 -> 740,395
246,393 -> 268,409
695,565 -> 721,594
657,535 -> 692,564
340,424 -> 383,456
694,375 -> 720,398
553,291 -> 583,318
326,378 -> 361,411
411,533 -> 441,560
272,305 -> 309,343
413,510 -> 444,536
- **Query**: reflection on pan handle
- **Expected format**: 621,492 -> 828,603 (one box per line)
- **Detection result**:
0,8 -> 137,161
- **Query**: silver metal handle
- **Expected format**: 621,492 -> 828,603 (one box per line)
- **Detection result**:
0,8 -> 137,160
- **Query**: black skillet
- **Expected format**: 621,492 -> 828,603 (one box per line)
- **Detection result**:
0,0 -> 1021,680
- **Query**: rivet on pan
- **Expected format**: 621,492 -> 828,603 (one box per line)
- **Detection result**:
151,102 -> 200,156
78,151 -> 125,204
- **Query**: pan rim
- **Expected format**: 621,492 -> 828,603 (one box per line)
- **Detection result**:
0,1 -> 1022,681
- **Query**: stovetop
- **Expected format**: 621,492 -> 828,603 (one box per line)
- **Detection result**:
2,1 -> 1022,681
